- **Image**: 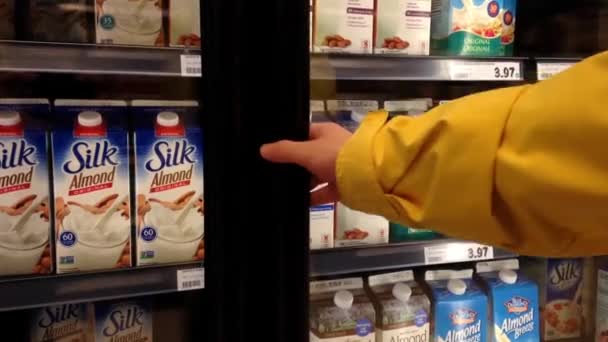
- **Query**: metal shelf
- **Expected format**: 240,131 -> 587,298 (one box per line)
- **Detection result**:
310,239 -> 517,277
311,53 -> 527,81
0,41 -> 201,77
0,262 -> 203,312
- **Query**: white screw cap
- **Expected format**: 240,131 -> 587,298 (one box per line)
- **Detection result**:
0,111 -> 21,126
392,282 -> 412,303
447,279 -> 467,295
157,112 -> 180,127
78,111 -> 103,127
499,269 -> 518,284
334,290 -> 354,310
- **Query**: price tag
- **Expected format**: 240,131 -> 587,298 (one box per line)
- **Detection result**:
424,243 -> 494,265
180,54 -> 202,77
537,62 -> 575,81
177,267 -> 204,291
449,61 -> 521,81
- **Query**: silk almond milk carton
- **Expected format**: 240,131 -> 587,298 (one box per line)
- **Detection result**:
132,100 -> 204,266
169,0 -> 201,47
521,258 -> 584,341
30,303 -> 93,342
476,259 -> 540,342
310,277 -> 376,341
426,269 -> 488,342
313,0 -> 375,53
94,298 -> 153,342
52,100 -> 131,273
0,99 -> 52,276
368,270 -> 431,342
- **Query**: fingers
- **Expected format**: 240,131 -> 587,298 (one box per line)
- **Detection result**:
311,183 -> 339,206
260,140 -> 315,167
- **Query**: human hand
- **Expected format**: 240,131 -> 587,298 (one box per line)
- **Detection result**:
260,123 -> 352,206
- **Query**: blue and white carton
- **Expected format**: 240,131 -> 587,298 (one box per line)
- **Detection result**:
310,203 -> 334,249
132,100 -> 204,266
522,258 -> 584,341
30,303 -> 93,341
476,259 -> 540,342
94,298 -> 153,342
0,99 -> 52,276
52,100 -> 131,273
426,269 -> 488,342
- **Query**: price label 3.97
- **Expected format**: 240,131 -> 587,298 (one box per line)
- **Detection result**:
449,61 -> 521,81
424,243 -> 495,265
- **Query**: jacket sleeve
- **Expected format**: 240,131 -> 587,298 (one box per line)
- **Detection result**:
336,51 -> 608,257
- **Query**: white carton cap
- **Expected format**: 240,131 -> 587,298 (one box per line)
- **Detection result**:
392,283 -> 412,303
0,111 -> 21,126
78,111 -> 103,127
448,279 -> 467,295
499,269 -> 518,284
157,112 -> 180,127
334,290 -> 354,310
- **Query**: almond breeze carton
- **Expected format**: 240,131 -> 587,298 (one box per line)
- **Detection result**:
368,270 -> 431,342
94,298 -> 153,342
0,99 -> 52,277
30,303 -> 93,342
132,100 -> 204,266
476,259 -> 540,342
310,277 -> 376,341
52,100 -> 131,274
426,269 -> 488,342
521,258 -> 584,341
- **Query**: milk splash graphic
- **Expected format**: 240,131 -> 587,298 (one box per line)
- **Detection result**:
53,100 -> 131,273
133,100 -> 204,266
0,99 -> 51,276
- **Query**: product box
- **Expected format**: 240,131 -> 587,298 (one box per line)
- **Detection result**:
476,259 -> 540,342
0,99 -> 52,277
313,0 -> 374,54
375,0 -> 431,55
310,204 -> 335,250
52,100 -> 131,273
426,269 -> 488,342
169,0 -> 201,47
597,264 -> 608,341
326,100 -> 378,131
522,258 -> 584,341
389,222 -> 440,242
335,202 -> 389,246
310,100 -> 327,122
430,0 -> 517,56
368,270 -> 431,342
310,277 -> 375,341
29,0 -> 90,43
94,298 -> 153,342
132,100 -> 204,266
0,0 -> 14,40
96,0 -> 164,46
30,303 -> 93,342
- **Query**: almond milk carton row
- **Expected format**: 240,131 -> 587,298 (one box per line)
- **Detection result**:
29,298 -> 153,342
0,0 -> 200,46
0,99 -> 203,277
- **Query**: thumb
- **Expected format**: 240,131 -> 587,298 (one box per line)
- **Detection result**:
260,140 -> 314,167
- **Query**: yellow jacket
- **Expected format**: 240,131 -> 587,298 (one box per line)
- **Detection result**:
336,52 -> 608,257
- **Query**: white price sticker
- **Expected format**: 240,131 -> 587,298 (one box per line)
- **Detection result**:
537,62 -> 575,81
449,61 -> 521,81
181,54 -> 202,77
177,267 -> 204,291
424,243 -> 494,265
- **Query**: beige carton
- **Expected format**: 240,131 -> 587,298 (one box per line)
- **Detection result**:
313,0 -> 374,54
375,0 -> 431,55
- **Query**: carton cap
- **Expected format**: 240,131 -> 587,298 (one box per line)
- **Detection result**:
334,290 -> 354,310
499,269 -> 518,284
392,282 -> 412,302
0,111 -> 21,126
157,112 -> 180,127
78,111 -> 103,127
448,279 -> 467,295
